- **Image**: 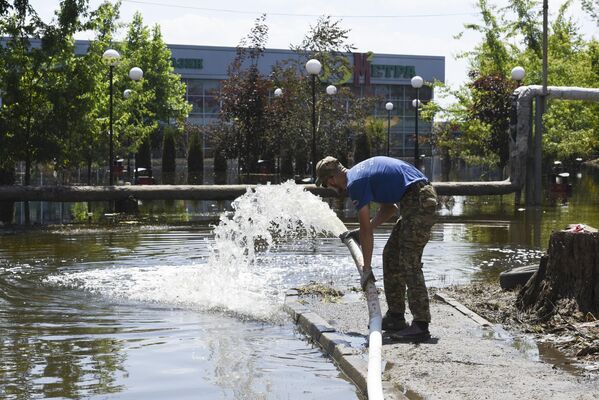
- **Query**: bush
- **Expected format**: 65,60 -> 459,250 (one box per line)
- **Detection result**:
162,126 -> 177,184
187,129 -> 204,184
213,146 -> 227,173
135,137 -> 152,173
353,133 -> 371,164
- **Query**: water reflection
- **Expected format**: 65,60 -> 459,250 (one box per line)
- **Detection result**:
1,166 -> 598,398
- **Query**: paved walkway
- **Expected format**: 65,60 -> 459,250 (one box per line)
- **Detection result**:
285,290 -> 599,400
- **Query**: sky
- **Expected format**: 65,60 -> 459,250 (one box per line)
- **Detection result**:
28,0 -> 598,99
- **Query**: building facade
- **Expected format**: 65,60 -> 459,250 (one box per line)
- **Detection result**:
166,44 -> 444,158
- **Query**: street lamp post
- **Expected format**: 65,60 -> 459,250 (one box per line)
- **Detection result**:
103,49 -> 120,186
273,88 -> 283,173
122,67 -> 144,184
305,59 -> 321,181
123,89 -> 133,182
385,102 -> 393,156
326,85 -> 337,159
411,75 -> 423,168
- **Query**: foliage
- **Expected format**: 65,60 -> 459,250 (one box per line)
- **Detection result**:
291,15 -> 355,85
135,136 -> 152,172
0,1 -> 190,185
364,116 -> 387,155
353,133 -> 371,164
469,72 -> 514,167
218,15 -> 271,173
161,125 -> 177,173
581,0 -> 599,25
186,123 -> 204,182
436,0 -> 599,173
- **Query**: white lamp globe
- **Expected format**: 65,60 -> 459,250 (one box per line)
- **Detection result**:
305,59 -> 322,75
129,67 -> 143,81
412,99 -> 421,108
385,102 -> 394,111
511,66 -> 525,81
326,85 -> 337,95
411,75 -> 424,89
102,49 -> 120,66
123,89 -> 132,99
274,88 -> 283,97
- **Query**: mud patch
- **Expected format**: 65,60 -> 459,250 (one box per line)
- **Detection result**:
438,282 -> 599,373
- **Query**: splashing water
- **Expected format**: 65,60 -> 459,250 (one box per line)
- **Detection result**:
45,181 -> 350,320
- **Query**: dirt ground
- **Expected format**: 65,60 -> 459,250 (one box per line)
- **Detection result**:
296,282 -> 599,400
435,282 -> 599,373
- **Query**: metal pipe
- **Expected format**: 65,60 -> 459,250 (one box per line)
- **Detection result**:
534,96 -> 543,205
340,232 -> 384,400
0,181 -> 521,202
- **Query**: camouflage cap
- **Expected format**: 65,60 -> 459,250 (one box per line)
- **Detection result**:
315,156 -> 343,187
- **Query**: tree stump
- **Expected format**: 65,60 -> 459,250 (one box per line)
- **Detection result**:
517,225 -> 599,319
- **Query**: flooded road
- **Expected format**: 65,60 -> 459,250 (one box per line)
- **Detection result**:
1,167 -> 598,399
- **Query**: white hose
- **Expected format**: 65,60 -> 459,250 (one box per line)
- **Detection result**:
341,234 -> 385,400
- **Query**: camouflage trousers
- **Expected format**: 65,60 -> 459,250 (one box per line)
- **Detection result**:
382,182 -> 437,323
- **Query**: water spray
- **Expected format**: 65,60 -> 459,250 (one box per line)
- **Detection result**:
339,230 -> 384,400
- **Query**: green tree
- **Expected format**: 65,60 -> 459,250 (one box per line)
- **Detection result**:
218,14 -> 271,174
364,116 -> 387,155
433,0 -> 599,173
0,1 -> 53,186
353,133 -> 371,164
42,0 -> 95,182
186,123 -> 204,184
161,125 -> 176,184
582,0 -> 599,25
274,16 -> 375,169
81,0 -> 122,183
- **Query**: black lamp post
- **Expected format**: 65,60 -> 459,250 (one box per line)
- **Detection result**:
305,59 -> 322,181
385,101 -> 393,156
102,49 -> 120,186
274,88 -> 283,172
411,75 -> 423,168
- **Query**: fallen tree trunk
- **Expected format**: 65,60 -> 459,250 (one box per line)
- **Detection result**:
517,225 -> 599,319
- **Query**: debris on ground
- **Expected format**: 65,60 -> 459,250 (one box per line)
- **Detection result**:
295,282 -> 344,302
439,282 -> 599,370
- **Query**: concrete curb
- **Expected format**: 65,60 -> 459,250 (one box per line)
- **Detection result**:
284,290 -> 406,400
434,292 -> 493,327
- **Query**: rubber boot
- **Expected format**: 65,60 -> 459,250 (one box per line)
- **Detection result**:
390,321 -> 431,342
381,311 -> 409,331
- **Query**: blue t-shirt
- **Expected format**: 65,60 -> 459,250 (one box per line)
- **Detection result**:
347,156 -> 428,210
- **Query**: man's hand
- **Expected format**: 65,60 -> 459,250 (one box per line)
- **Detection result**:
360,269 -> 376,291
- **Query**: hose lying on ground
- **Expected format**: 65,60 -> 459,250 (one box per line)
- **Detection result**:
340,231 -> 384,400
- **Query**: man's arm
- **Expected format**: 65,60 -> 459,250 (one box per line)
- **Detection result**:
358,205 -> 374,271
358,203 -> 397,269
370,203 -> 398,229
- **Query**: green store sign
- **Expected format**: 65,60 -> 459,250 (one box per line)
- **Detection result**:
171,58 -> 204,70
371,64 -> 415,79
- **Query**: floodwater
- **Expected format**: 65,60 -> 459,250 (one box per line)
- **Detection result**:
1,167 -> 598,399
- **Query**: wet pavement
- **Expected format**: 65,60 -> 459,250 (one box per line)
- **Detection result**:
286,290 -> 599,400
